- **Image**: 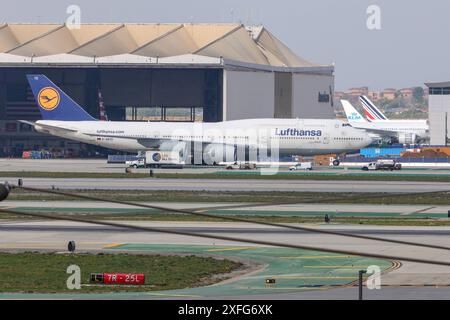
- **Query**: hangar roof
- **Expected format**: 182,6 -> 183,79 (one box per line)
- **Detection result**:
0,23 -> 332,73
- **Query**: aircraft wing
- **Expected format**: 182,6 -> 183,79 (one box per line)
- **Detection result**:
18,120 -> 36,126
82,132 -> 164,148
350,125 -> 398,138
19,120 -> 78,133
84,132 -> 259,148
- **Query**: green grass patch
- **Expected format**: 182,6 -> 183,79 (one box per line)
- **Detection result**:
74,214 -> 450,226
0,171 -> 151,179
159,172 -> 450,182
0,252 -> 241,293
2,170 -> 450,182
7,189 -> 450,205
80,214 -> 450,226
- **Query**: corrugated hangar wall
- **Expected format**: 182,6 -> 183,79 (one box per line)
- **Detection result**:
292,73 -> 335,119
223,70 -> 335,121
223,70 -> 275,120
274,72 -> 292,118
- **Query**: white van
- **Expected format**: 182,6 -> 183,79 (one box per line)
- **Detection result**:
289,162 -> 313,171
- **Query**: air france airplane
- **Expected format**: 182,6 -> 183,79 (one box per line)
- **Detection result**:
359,95 -> 428,125
341,99 -> 429,145
23,75 -> 375,163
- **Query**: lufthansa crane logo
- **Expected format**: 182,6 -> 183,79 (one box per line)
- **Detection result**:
38,87 -> 60,111
152,153 -> 162,162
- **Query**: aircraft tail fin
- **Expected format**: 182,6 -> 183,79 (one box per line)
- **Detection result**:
359,95 -> 388,121
26,74 -> 97,121
341,100 -> 368,123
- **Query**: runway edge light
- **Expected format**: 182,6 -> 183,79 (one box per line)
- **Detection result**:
68,241 -> 76,253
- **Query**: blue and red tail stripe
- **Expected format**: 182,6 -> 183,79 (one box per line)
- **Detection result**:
359,95 -> 387,121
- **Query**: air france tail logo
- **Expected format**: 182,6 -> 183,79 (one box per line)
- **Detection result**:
38,87 -> 60,111
348,112 -> 362,121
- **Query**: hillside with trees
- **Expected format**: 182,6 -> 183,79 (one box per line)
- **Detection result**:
335,87 -> 428,120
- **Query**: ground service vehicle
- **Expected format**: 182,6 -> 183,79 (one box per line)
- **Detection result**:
362,159 -> 402,171
126,151 -> 183,168
289,162 -> 313,171
225,162 -> 257,170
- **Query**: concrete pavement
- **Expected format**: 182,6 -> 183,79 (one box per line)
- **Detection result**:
2,177 -> 450,192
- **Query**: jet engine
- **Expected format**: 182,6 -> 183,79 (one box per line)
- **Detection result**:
397,133 -> 417,145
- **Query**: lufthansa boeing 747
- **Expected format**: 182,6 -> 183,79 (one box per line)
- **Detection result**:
22,75 -> 375,164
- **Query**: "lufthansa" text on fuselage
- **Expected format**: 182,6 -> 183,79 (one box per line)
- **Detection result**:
275,128 -> 322,137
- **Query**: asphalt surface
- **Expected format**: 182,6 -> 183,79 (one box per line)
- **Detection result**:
3,224 -> 450,236
2,176 -> 450,192
230,287 -> 450,300
1,220 -> 449,290
1,158 -> 450,299
2,201 -> 448,218
2,158 -> 450,174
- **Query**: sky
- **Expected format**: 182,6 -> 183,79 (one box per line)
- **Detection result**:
1,0 -> 449,90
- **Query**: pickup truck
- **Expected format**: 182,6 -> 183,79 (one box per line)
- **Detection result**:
126,157 -> 146,168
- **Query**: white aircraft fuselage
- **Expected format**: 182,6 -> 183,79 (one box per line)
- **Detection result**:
349,120 -> 429,139
341,100 -> 429,143
34,118 -> 374,156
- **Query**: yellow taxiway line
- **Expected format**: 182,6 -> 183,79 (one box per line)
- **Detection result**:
279,255 -> 354,259
103,243 -> 126,249
272,276 -> 356,280
145,292 -> 201,298
0,206 -> 17,210
304,265 -> 370,269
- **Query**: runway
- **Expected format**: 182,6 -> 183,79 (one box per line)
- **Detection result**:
3,223 -> 450,236
2,158 -> 450,175
2,200 -> 449,218
2,177 -> 450,193
1,220 -> 450,293
1,158 -> 450,299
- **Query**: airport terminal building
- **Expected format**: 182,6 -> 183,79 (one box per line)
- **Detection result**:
426,81 -> 450,146
0,23 -> 335,156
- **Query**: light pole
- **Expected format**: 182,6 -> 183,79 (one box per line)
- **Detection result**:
358,270 -> 367,300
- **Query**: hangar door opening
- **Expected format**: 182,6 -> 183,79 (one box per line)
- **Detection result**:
100,68 -> 222,122
125,106 -> 204,122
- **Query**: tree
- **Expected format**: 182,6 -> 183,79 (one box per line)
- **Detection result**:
413,87 -> 424,103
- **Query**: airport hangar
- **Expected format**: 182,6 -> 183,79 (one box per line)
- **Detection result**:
0,23 -> 335,157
